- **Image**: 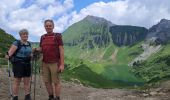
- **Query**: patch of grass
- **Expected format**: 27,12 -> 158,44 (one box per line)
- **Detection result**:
103,44 -> 116,60
62,64 -> 142,88
63,57 -> 144,88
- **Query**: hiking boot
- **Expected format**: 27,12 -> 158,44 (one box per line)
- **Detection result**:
55,96 -> 60,100
13,96 -> 18,100
24,94 -> 32,100
48,97 -> 55,100
48,95 -> 54,100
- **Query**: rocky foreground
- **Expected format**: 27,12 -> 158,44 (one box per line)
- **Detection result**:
0,68 -> 170,100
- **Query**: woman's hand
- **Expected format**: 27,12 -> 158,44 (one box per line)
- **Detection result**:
5,54 -> 10,59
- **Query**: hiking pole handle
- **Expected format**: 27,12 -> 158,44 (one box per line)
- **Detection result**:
6,52 -> 11,60
6,52 -> 11,77
6,52 -> 9,57
6,52 -> 9,55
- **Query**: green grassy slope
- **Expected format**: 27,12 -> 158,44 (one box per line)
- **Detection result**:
0,29 -> 15,67
131,43 -> 170,83
63,41 -> 144,88
0,29 -> 15,57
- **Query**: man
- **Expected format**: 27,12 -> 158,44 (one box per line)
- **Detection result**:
38,19 -> 64,100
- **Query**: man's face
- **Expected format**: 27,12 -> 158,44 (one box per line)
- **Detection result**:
44,21 -> 54,33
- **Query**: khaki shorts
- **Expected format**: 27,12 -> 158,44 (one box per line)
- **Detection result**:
42,62 -> 60,84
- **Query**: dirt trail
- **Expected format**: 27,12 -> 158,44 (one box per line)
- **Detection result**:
110,48 -> 118,62
0,68 -> 170,100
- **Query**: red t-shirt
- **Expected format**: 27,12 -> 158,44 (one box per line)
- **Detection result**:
40,33 -> 63,63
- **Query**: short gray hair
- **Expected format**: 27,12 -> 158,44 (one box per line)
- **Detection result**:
44,19 -> 54,26
19,29 -> 29,35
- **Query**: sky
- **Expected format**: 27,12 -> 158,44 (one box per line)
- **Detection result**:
0,0 -> 170,42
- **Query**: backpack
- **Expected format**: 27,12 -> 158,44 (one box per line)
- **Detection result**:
40,33 -> 62,63
10,40 -> 31,63
40,33 -> 61,47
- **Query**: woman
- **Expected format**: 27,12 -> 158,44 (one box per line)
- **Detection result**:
6,29 -> 32,100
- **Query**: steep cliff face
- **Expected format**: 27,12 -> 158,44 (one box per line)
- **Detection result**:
147,19 -> 170,43
109,25 -> 148,46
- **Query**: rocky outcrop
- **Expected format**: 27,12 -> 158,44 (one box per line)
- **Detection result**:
147,19 -> 170,43
109,25 -> 148,46
129,42 -> 162,66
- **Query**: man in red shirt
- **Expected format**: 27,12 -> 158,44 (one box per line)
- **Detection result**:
39,19 -> 64,100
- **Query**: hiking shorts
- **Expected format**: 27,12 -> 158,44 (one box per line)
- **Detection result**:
42,62 -> 60,84
12,62 -> 31,78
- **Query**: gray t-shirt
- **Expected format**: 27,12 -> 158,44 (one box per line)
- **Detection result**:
13,41 -> 32,58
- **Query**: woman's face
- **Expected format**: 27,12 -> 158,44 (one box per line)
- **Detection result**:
20,32 -> 28,41
44,21 -> 54,33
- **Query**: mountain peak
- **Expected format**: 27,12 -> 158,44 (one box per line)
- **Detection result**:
147,18 -> 170,42
83,15 -> 115,26
160,18 -> 169,23
84,15 -> 104,20
158,18 -> 170,25
85,15 -> 97,19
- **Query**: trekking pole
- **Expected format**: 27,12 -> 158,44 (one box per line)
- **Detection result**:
38,63 -> 42,89
33,51 -> 39,100
29,56 -> 34,94
7,52 -> 13,100
33,58 -> 37,100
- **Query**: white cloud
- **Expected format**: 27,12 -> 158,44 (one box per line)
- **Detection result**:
0,0 -> 74,41
68,0 -> 170,28
35,0 -> 55,7
0,0 -> 170,41
55,14 -> 70,32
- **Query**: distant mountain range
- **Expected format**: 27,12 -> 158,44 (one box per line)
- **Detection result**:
63,15 -> 170,48
63,15 -> 149,48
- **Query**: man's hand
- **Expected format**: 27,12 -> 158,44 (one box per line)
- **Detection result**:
32,48 -> 37,52
58,64 -> 64,73
32,47 -> 41,53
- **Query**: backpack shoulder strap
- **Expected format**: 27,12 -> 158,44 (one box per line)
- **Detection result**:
16,40 -> 21,50
27,41 -> 31,47
15,40 -> 31,53
40,34 -> 46,47
14,40 -> 22,55
54,33 -> 61,38
54,33 -> 62,45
